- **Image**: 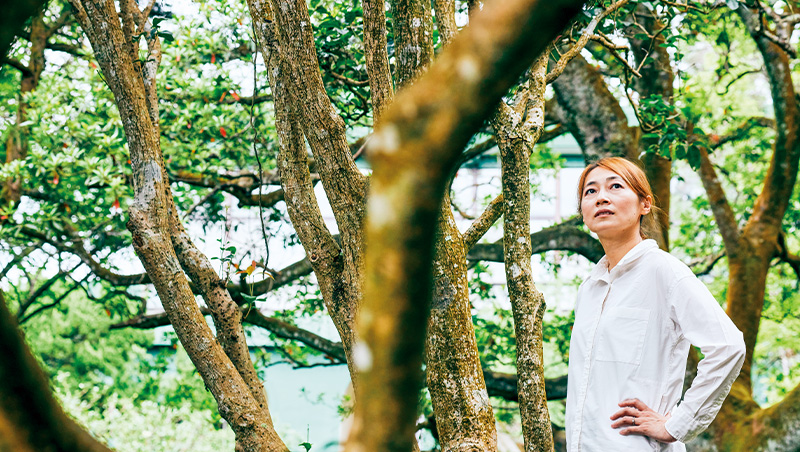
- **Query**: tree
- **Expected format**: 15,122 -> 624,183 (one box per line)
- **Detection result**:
3,0 -> 800,451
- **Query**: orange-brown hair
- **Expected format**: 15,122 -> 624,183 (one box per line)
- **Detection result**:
577,157 -> 661,240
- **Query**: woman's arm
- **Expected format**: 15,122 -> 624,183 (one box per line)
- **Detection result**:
662,275 -> 746,442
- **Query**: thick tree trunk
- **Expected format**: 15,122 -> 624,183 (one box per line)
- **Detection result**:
248,0 -> 360,383
551,55 -> 639,162
426,199 -> 498,451
347,0 -> 585,450
624,5 -> 674,250
268,0 -> 368,356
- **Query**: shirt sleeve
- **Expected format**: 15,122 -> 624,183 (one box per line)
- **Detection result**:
663,275 -> 746,443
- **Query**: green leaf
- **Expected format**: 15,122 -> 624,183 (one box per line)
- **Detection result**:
157,31 -> 175,43
240,293 -> 261,304
299,442 -> 313,451
687,145 -> 702,170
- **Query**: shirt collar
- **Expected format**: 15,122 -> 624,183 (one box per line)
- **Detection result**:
589,239 -> 658,282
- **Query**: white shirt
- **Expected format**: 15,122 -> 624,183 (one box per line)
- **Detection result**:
565,239 -> 745,451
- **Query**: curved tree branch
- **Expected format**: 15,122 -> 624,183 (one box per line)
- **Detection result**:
467,218 -> 604,264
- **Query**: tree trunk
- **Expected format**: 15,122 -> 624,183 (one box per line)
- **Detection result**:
68,1 -> 287,449
347,0 -> 585,450
426,199 -> 498,451
492,50 -> 554,452
2,10 -> 46,206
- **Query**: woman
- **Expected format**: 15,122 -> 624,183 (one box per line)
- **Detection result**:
565,157 -> 746,451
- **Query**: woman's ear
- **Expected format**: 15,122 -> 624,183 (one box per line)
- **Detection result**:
641,195 -> 652,215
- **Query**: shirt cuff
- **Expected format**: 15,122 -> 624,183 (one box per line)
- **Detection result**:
664,405 -> 694,443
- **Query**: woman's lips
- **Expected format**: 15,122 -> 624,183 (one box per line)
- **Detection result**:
595,210 -> 614,217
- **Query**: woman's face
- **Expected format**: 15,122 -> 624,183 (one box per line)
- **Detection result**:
580,167 -> 651,240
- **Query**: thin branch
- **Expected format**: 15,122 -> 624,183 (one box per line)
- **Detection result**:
457,137 -> 497,167
690,250 -> 726,277
112,308 -> 348,362
545,0 -> 631,84
450,198 -> 476,220
777,232 -> 800,281
182,186 -> 221,220
18,274 -> 89,324
463,194 -> 504,249
659,0 -> 705,13
539,123 -> 566,143
0,245 -> 38,282
16,263 -> 81,320
710,116 -> 775,149
330,71 -> 370,86
718,67 -> 763,95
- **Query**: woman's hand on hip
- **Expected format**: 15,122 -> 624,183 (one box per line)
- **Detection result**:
610,398 -> 677,443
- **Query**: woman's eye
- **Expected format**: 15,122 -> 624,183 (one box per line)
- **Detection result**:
611,183 -> 623,189
584,188 -> 596,195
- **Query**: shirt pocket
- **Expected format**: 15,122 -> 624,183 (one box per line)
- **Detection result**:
595,307 -> 651,365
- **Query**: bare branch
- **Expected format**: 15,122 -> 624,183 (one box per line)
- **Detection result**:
329,71 -> 369,86
689,250 -> 726,277
467,217 -> 604,264
18,273 -> 90,324
182,186 -> 221,220
539,123 -> 567,143
457,137 -> 497,167
112,307 -> 348,362
0,245 -> 38,282
463,194 -> 504,249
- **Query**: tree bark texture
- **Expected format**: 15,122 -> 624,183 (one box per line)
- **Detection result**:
347,0 -> 585,450
268,0 -> 368,358
426,198 -> 498,452
248,0 -> 363,384
390,0 -> 435,89
361,0 -> 395,122
491,51 -> 554,452
550,55 -> 638,162
433,0 -> 458,45
67,1 -> 287,450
